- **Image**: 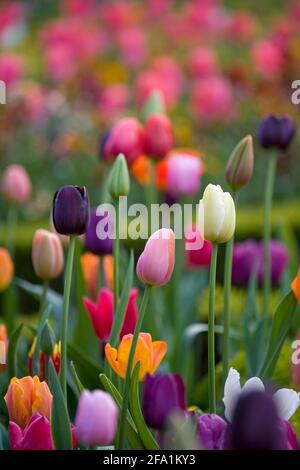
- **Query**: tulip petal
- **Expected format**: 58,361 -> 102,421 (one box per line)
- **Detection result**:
9,421 -> 23,450
216,192 -> 236,243
151,341 -> 167,375
242,377 -> 265,395
223,368 -> 242,422
202,185 -> 225,242
273,388 -> 300,421
104,344 -> 121,377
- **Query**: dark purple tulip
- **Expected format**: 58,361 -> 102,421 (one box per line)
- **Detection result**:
257,115 -> 296,151
229,390 -> 283,450
52,185 -> 90,235
197,413 -> 227,450
143,373 -> 186,430
232,239 -> 289,287
85,209 -> 113,255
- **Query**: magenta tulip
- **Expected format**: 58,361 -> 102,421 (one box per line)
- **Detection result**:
136,228 -> 175,287
144,113 -> 173,160
103,117 -> 145,165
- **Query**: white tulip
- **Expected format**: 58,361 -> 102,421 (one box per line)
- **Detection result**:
199,184 -> 236,243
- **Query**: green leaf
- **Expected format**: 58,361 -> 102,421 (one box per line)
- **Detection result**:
129,363 -> 160,450
48,360 -> 72,450
0,423 -> 9,450
100,373 -> 144,450
67,343 -> 102,390
7,323 -> 23,380
70,361 -> 85,394
109,251 -> 134,347
142,90 -> 165,120
259,291 -> 297,379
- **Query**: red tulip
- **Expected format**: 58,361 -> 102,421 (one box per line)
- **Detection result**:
144,113 -> 173,160
103,117 -> 145,165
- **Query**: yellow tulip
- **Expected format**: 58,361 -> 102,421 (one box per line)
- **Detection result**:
105,333 -> 167,382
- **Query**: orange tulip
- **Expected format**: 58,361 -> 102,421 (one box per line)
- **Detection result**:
81,252 -> 100,298
131,155 -> 151,186
291,269 -> 300,303
105,332 -> 167,382
0,247 -> 14,292
0,324 -> 8,367
4,376 -> 53,429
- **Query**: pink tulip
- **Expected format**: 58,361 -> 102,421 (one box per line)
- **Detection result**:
136,228 -> 175,287
191,76 -> 236,124
103,117 -> 145,165
83,288 -> 138,341
117,27 -> 147,67
98,84 -> 129,122
144,113 -> 173,160
62,0 -> 96,17
185,225 -> 212,268
9,413 -> 77,450
75,390 -> 118,446
167,150 -> 203,196
32,229 -> 64,281
45,44 -> 76,81
0,53 -> 24,87
251,40 -> 284,80
1,164 -> 31,204
188,47 -> 219,78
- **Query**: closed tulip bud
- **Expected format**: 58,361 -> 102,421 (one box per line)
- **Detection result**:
4,376 -> 53,429
199,184 -> 236,244
291,269 -> 300,303
144,113 -> 173,160
143,373 -> 186,430
197,414 -> 228,450
75,390 -> 118,446
225,134 -> 254,190
52,185 -> 90,235
103,117 -> 145,165
136,228 -> 175,287
108,154 -> 130,199
1,164 -> 32,204
0,247 -> 14,292
40,321 -> 56,357
85,209 -> 113,255
257,114 -> 296,151
32,229 -> 64,280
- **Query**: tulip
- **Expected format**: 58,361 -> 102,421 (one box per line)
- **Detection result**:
28,340 -> 60,382
32,229 -> 64,281
143,373 -> 186,430
144,113 -> 173,160
225,134 -> 254,190
108,153 -> 130,199
81,252 -> 100,298
9,412 -> 77,450
188,47 -> 219,78
197,414 -> 228,450
291,269 -> 300,303
103,117 -> 145,165
167,150 -> 203,196
185,225 -> 212,268
83,288 -> 114,341
75,390 -> 118,446
199,184 -> 236,244
0,324 -> 8,367
1,164 -> 31,204
85,209 -> 113,256
4,376 -> 53,429
257,115 -> 296,151
251,40 -> 284,80
105,332 -> 167,381
136,228 -> 175,287
52,185 -> 90,235
0,53 -> 24,88
0,247 -> 14,292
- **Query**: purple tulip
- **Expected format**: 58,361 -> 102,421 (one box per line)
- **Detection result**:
52,185 -> 90,235
232,239 -> 289,287
281,420 -> 299,450
197,413 -> 228,450
143,373 -> 186,430
258,115 -> 296,151
85,209 -> 113,255
75,390 -> 118,446
228,390 -> 283,450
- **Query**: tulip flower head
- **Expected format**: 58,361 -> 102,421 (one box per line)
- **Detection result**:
136,228 -> 175,287
197,413 -> 228,450
143,373 -> 186,430
0,247 -> 14,292
85,209 -> 113,256
291,269 -> 300,303
185,225 -> 212,268
257,115 -> 296,151
4,376 -> 53,429
199,184 -> 236,244
0,324 -> 8,367
144,113 -> 173,160
167,150 -> 203,196
52,185 -> 90,235
103,117 -> 145,165
32,229 -> 64,281
105,332 -> 167,381
75,390 -> 118,446
225,134 -> 254,190
1,164 -> 31,204
28,338 -> 61,381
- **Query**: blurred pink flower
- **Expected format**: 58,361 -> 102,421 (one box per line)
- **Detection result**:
45,44 -> 76,81
191,76 -> 236,124
98,84 -> 129,122
225,12 -> 256,42
21,83 -> 48,126
167,150 -> 203,196
188,47 -> 219,78
0,53 -> 24,87
99,3 -> 135,29
1,164 -> 31,204
61,0 -> 96,17
251,40 -> 285,80
117,26 -> 147,67
0,1 -> 27,37
146,0 -> 171,20
185,225 -> 212,269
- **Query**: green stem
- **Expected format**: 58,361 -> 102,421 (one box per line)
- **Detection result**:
6,204 -> 17,256
222,192 -> 237,384
117,284 -> 152,450
113,199 -> 120,311
208,243 -> 218,414
263,156 -> 277,317
32,280 -> 49,376
60,235 -> 76,399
